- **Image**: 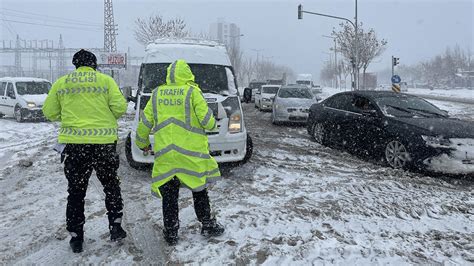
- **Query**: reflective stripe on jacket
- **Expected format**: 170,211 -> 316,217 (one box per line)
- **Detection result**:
42,66 -> 127,144
135,59 -> 220,198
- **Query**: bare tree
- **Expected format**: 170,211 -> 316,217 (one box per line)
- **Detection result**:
241,56 -> 256,85
227,45 -> 244,83
333,22 -> 387,89
134,15 -> 189,46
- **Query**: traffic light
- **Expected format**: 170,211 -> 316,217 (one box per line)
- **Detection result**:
392,57 -> 400,66
298,4 -> 303,19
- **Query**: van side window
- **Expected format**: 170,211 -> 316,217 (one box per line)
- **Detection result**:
6,83 -> 15,99
0,82 -> 6,96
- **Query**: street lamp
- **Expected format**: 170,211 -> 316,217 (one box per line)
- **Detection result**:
224,34 -> 243,49
224,34 -> 244,38
322,35 -> 338,89
250,48 -> 264,63
298,3 -> 359,90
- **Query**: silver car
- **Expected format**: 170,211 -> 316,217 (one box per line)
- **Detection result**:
271,85 -> 317,124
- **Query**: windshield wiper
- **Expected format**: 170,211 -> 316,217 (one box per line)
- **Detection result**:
384,104 -> 432,117
385,104 -> 412,113
407,107 -> 447,118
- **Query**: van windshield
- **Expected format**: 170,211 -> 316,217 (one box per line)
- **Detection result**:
296,80 -> 311,85
262,86 -> 279,94
141,63 -> 228,94
16,82 -> 51,95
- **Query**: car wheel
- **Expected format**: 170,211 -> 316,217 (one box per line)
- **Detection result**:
311,122 -> 326,145
384,140 -> 412,169
125,132 -> 152,170
240,133 -> 253,165
14,106 -> 24,122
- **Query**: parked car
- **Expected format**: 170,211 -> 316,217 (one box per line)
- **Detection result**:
247,81 -> 266,103
272,85 -> 317,124
0,77 -> 51,122
124,38 -> 252,169
307,91 -> 474,175
255,84 -> 280,111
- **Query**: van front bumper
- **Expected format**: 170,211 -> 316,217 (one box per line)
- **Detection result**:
129,131 -> 247,164
21,107 -> 45,120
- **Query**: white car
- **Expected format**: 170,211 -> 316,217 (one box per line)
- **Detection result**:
255,85 -> 280,111
125,38 -> 252,169
0,77 -> 51,122
272,85 -> 318,124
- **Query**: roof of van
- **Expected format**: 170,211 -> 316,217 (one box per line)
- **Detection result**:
144,38 -> 231,66
296,74 -> 312,80
0,77 -> 51,83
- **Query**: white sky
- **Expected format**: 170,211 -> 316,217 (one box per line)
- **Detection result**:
0,0 -> 473,80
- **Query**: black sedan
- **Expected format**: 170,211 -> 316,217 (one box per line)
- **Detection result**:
307,91 -> 474,175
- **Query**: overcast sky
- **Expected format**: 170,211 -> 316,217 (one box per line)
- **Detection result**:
1,0 -> 472,81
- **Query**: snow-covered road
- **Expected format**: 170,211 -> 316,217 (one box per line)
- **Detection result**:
0,98 -> 473,264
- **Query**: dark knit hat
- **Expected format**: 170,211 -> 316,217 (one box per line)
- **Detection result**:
72,49 -> 97,69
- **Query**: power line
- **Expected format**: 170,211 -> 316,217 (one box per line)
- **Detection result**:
0,13 -> 17,36
0,7 -> 102,26
0,18 -> 102,32
0,11 -> 103,28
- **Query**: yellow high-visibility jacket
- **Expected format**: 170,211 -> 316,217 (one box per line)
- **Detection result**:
135,60 -> 220,198
42,66 -> 127,144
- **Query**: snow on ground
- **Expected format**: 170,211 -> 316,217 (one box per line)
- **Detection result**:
408,88 -> 474,101
1,100 -> 473,264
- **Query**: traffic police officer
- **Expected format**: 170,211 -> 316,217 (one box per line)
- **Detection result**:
43,49 -> 128,253
135,59 -> 224,245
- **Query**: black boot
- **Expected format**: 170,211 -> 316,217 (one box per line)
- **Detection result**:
69,232 -> 84,253
163,229 -> 178,246
110,224 -> 127,242
201,222 -> 225,237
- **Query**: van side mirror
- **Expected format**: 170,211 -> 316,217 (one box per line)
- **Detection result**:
121,86 -> 131,99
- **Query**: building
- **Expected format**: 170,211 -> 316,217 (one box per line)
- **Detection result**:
209,18 -> 241,50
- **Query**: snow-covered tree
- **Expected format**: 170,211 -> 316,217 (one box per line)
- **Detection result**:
134,15 -> 189,45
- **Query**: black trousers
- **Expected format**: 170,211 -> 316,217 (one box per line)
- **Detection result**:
159,177 -> 214,231
63,143 -> 123,234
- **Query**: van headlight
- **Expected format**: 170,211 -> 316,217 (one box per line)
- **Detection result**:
421,135 -> 451,147
27,102 -> 36,108
222,96 -> 242,134
228,113 -> 242,133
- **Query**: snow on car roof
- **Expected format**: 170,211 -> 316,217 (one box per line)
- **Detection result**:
0,77 -> 51,83
144,38 -> 231,66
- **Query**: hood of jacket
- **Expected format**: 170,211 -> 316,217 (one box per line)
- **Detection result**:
166,59 -> 195,85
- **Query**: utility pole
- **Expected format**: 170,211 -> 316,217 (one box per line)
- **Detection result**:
298,3 -> 358,90
57,34 -> 66,79
104,0 -> 118,79
354,0 -> 358,90
323,35 -> 338,89
104,0 -> 117,53
15,35 -> 22,77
